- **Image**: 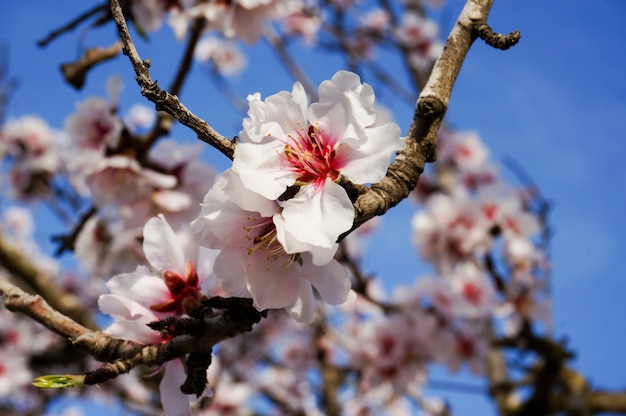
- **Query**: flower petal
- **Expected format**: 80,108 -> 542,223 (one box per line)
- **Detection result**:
338,122 -> 403,184
106,265 -> 170,306
241,250 -> 302,310
285,279 -> 319,323
232,141 -> 296,200
98,294 -> 161,344
281,180 -> 354,250
160,359 -> 194,416
300,256 -> 351,305
143,215 -> 186,275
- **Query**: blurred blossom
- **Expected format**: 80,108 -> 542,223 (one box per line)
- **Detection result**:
194,37 -> 247,76
395,13 -> 443,70
283,11 -> 322,44
124,104 -> 156,132
64,97 -> 122,152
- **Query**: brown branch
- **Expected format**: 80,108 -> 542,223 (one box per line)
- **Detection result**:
588,390 -> 626,414
60,41 -> 123,90
476,23 -> 521,51
51,205 -> 97,256
350,0 -> 498,231
37,3 -> 109,48
108,0 -> 237,159
0,230 -> 96,329
1,272 -> 264,395
140,16 -> 207,151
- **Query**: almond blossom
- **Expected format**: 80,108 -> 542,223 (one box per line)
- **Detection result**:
194,37 -> 247,76
394,13 -> 443,70
1,115 -> 66,199
64,97 -> 122,152
191,169 -> 351,323
411,192 -> 493,271
98,215 -> 217,416
196,0 -> 302,44
233,70 -> 403,251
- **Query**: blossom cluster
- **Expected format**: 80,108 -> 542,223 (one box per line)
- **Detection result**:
0,0 -> 559,414
192,70 -> 403,322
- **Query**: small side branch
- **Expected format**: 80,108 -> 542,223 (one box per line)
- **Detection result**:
0,231 -> 95,329
350,0 -> 497,230
37,3 -> 110,48
476,23 -> 521,50
61,41 -> 123,90
108,0 -> 237,159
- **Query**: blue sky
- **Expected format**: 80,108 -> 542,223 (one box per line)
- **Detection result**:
1,0 -> 625,414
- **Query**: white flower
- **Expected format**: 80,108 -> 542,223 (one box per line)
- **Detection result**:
99,214 -> 217,416
124,104 -> 156,132
191,169 -> 350,323
233,70 -> 403,250
196,0 -> 302,44
194,37 -> 247,76
64,97 -> 122,151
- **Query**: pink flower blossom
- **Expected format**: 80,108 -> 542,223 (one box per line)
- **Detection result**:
192,169 -> 351,323
194,37 -> 247,76
99,214 -> 216,415
283,11 -> 322,45
64,97 -> 122,151
434,326 -> 488,375
196,0 -> 301,44
411,193 -> 492,270
343,312 -> 432,393
358,8 -> 390,33
394,13 -> 443,70
2,115 -> 58,157
124,104 -> 156,132
233,70 -> 403,250
447,261 -> 496,319
82,155 -> 178,209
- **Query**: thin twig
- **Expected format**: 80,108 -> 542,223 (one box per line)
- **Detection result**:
0,231 -> 96,329
263,28 -> 319,101
37,3 -> 109,48
476,23 -> 521,50
108,0 -> 237,159
349,0 -> 499,233
140,16 -> 207,151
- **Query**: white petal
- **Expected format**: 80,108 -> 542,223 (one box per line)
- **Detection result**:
274,214 -> 338,266
98,295 -> 161,344
218,169 -> 278,217
160,359 -> 194,416
282,180 -> 354,250
143,215 -> 186,275
153,190 -> 192,212
106,265 -> 170,306
339,122 -> 403,184
214,249 -> 251,298
300,257 -> 351,305
285,280 -> 319,323
232,141 -> 296,200
311,70 -> 376,132
197,246 -> 219,293
242,250 -> 301,310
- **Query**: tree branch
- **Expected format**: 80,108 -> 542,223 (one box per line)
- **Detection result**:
108,0 -> 237,159
140,16 -> 207,151
37,3 -> 109,48
0,230 -> 96,329
350,0 -> 505,230
476,23 -> 521,50
60,41 -> 123,90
